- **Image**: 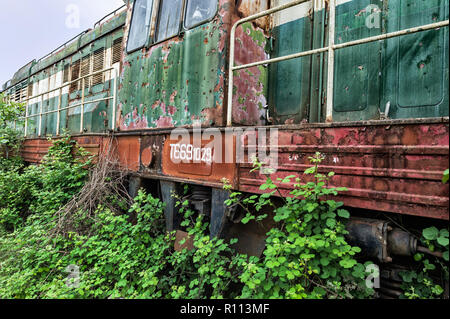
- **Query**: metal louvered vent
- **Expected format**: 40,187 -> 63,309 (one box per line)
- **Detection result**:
92,48 -> 105,86
20,86 -> 27,102
112,37 -> 123,65
14,89 -> 21,102
80,55 -> 91,89
63,64 -> 70,83
28,83 -> 33,99
70,60 -> 81,93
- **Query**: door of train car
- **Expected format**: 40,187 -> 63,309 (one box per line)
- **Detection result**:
333,0 -> 449,121
381,0 -> 449,119
268,0 -> 314,125
268,0 -> 449,123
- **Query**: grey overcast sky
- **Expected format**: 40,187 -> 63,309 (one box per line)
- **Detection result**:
0,0 -> 125,86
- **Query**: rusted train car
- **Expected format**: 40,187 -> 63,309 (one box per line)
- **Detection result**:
1,0 -> 449,298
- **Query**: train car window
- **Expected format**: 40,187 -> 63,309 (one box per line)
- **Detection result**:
184,0 -> 217,29
126,0 -> 154,53
155,0 -> 183,42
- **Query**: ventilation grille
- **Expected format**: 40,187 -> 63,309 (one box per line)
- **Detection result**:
92,48 -> 105,86
112,37 -> 123,65
80,55 -> 91,89
70,60 -> 80,93
28,84 -> 33,99
20,86 -> 28,102
63,64 -> 70,83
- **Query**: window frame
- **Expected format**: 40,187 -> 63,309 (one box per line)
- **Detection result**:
153,0 -> 186,45
182,0 -> 218,31
126,0 -> 155,54
126,0 -> 219,52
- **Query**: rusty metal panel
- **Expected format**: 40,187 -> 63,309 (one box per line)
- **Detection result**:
161,131 -> 237,185
236,0 -> 270,29
174,230 -> 195,252
238,120 -> 450,220
21,136 -> 103,164
118,0 -> 269,129
232,21 -> 270,126
118,0 -> 230,129
115,136 -> 141,171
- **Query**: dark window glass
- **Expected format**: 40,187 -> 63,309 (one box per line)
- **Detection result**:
156,0 -> 183,42
127,0 -> 154,52
184,0 -> 217,29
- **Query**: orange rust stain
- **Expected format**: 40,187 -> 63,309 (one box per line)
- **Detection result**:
401,127 -> 419,145
141,147 -> 153,168
116,136 -> 140,171
162,132 -> 236,185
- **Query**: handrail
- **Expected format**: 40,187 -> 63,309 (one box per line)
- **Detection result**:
23,66 -> 118,137
227,0 -> 449,126
94,4 -> 127,29
37,30 -> 91,64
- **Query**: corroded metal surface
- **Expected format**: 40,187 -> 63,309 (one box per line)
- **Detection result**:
21,136 -> 104,163
238,121 -> 450,220
161,131 -> 237,185
117,0 -> 268,129
20,119 -> 449,221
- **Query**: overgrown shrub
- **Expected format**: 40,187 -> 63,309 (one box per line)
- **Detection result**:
224,153 -> 375,299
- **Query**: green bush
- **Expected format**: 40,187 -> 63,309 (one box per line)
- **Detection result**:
224,153 -> 375,299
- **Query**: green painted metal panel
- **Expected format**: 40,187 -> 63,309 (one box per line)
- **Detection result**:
382,0 -> 449,119
309,8 -> 327,123
332,0 -> 449,121
332,0 -> 382,122
79,10 -> 126,48
118,21 -> 224,129
269,15 -> 312,124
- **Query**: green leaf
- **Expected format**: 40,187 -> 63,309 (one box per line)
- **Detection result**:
241,213 -> 255,224
437,237 -> 449,247
423,227 -> 439,241
439,229 -> 449,238
399,271 -> 417,283
339,258 -> 357,269
320,257 -> 330,266
326,218 -> 336,229
337,209 -> 350,219
442,169 -> 449,184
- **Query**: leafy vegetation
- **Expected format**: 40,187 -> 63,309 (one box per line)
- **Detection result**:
224,153 -> 375,299
0,93 -> 25,159
399,226 -> 449,299
398,170 -> 449,299
0,95 -> 447,299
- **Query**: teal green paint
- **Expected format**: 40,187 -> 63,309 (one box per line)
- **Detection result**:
119,21 -> 224,128
333,0 -> 449,121
332,0 -> 381,122
382,0 -> 449,119
79,11 -> 127,48
269,16 -> 312,123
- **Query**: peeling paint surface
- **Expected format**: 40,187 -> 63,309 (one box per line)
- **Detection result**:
118,1 -> 229,129
238,121 -> 450,220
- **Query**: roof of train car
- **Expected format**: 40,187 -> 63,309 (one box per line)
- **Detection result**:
1,2 -> 128,93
